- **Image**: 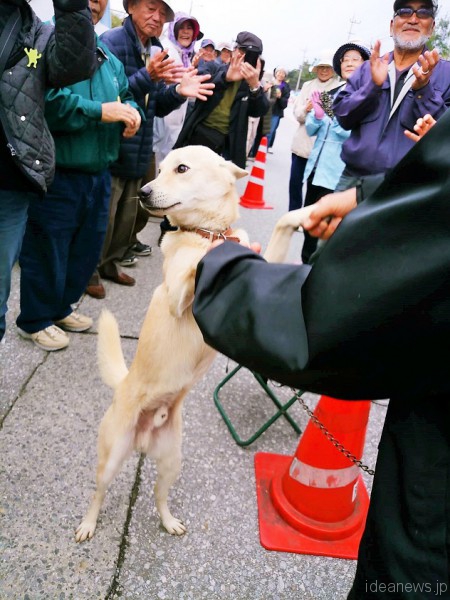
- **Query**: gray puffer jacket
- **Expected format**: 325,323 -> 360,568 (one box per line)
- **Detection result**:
0,0 -> 95,194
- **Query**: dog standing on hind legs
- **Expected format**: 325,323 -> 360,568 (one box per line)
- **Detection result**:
75,145 -> 314,543
75,146 -> 250,542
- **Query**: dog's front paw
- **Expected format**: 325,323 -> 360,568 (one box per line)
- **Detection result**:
276,207 -> 310,231
75,519 -> 97,543
162,516 -> 187,536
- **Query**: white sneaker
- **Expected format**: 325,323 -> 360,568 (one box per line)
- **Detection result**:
18,325 -> 69,351
55,310 -> 93,332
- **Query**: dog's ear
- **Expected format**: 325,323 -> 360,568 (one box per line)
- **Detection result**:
220,161 -> 248,180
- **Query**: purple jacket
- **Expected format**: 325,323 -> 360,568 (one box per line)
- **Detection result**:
333,51 -> 450,176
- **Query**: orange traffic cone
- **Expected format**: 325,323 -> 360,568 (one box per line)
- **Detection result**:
254,395 -> 371,559
240,136 -> 273,209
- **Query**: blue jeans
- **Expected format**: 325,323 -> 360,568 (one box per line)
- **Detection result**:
267,115 -> 281,148
17,169 -> 110,334
0,190 -> 36,341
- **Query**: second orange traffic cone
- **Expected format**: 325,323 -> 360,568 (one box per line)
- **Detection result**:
240,136 -> 273,209
254,395 -> 371,559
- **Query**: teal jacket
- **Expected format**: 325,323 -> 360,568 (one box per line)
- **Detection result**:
45,36 -> 141,173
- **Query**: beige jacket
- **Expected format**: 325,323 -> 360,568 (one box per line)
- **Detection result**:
290,76 -> 342,158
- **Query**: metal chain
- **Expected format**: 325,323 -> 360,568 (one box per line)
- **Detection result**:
293,389 -> 375,476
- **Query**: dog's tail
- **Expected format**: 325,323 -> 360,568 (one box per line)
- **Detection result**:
97,309 -> 128,389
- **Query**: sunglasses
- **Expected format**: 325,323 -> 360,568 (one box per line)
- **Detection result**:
394,7 -> 435,19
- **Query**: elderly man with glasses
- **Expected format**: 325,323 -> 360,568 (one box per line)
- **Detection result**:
332,0 -> 450,195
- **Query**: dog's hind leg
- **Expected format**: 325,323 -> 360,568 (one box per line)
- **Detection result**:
75,416 -> 134,543
154,400 -> 186,535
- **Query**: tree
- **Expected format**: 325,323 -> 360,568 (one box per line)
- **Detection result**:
287,62 -> 314,91
430,14 -> 450,59
111,11 -> 124,28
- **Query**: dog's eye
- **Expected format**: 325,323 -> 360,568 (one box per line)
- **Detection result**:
176,164 -> 190,174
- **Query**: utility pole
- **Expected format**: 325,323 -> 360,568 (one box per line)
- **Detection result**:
348,15 -> 361,41
295,47 -> 308,92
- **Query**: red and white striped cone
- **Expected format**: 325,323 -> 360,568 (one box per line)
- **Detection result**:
240,136 -> 273,209
254,395 -> 371,559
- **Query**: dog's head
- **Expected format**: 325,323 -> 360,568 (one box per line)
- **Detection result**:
139,146 -> 248,229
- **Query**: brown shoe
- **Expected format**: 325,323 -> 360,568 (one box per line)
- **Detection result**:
102,272 -> 136,286
85,283 -> 106,299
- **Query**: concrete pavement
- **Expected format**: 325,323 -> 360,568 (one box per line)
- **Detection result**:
0,110 -> 387,600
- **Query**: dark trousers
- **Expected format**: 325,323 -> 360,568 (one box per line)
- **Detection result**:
349,395 -> 450,599
301,176 -> 332,264
0,189 -> 34,340
288,153 -> 307,211
17,169 -> 110,333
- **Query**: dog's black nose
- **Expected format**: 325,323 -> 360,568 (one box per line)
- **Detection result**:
139,184 -> 151,202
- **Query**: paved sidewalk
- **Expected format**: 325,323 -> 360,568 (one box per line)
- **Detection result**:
0,114 -> 386,600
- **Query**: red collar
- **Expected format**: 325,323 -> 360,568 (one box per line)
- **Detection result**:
178,226 -> 241,243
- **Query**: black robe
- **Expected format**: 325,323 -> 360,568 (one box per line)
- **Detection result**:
193,108 -> 450,400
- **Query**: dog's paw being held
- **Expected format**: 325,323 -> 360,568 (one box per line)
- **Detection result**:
75,520 -> 96,543
163,516 -> 187,535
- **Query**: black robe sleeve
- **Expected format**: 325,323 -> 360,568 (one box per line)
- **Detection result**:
194,109 -> 450,400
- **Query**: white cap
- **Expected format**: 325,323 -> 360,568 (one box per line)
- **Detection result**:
217,41 -> 234,52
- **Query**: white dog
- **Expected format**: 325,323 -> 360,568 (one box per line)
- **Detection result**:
75,145 -> 310,542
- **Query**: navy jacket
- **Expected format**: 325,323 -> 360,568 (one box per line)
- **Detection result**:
100,16 -> 186,179
333,51 -> 450,177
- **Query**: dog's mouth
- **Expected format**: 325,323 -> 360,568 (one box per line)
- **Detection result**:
140,201 -> 182,213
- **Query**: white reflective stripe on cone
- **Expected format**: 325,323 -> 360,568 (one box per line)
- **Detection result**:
249,175 -> 264,185
289,457 -> 360,488
254,160 -> 266,170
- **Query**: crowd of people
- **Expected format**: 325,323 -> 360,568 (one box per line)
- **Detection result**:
2,0 -> 450,598
1,0 -> 270,349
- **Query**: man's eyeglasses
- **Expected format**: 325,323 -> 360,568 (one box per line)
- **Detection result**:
394,7 -> 435,19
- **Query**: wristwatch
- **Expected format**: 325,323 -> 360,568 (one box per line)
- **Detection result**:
249,84 -> 261,94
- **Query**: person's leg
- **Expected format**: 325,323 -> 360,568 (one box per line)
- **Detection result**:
246,117 -> 260,156
348,395 -> 450,599
268,115 -> 281,149
17,170 -> 81,333
288,154 -> 307,211
62,171 -> 110,313
0,190 -> 33,341
98,177 -> 136,282
300,178 -> 332,264
128,155 -> 155,250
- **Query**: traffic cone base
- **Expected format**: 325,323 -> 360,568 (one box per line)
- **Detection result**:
255,452 -> 370,560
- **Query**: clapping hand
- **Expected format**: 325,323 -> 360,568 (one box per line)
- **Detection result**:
147,49 -> 186,84
310,90 -> 325,119
177,68 -> 215,101
370,40 -> 390,87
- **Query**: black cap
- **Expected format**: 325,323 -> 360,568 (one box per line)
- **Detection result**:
333,42 -> 371,78
235,31 -> 263,54
393,0 -> 437,14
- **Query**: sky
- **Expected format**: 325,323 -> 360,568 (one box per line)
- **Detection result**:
34,0 -> 450,75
